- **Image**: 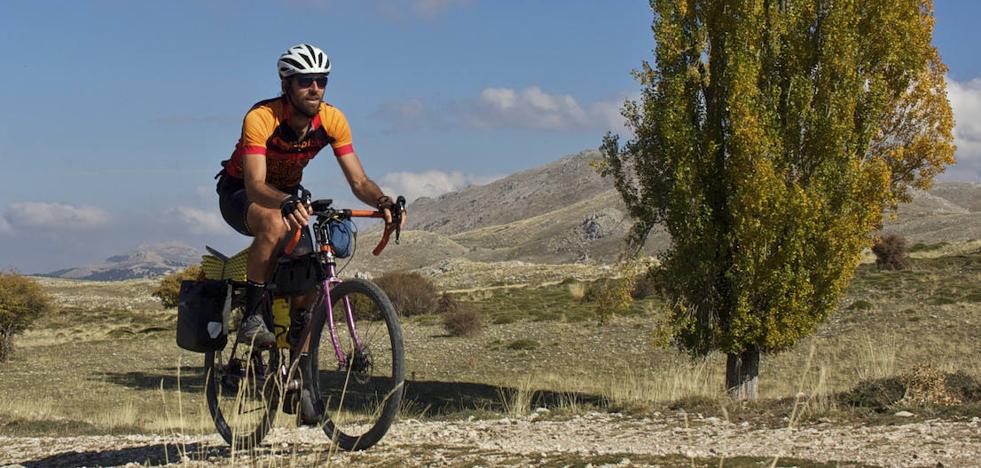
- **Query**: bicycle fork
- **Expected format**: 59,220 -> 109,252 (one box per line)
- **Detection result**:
323,276 -> 366,369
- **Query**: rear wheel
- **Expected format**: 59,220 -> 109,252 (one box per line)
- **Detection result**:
308,278 -> 405,451
204,335 -> 281,450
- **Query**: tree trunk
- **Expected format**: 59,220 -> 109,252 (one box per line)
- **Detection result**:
726,345 -> 760,400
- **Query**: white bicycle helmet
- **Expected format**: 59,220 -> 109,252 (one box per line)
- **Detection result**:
277,44 -> 331,79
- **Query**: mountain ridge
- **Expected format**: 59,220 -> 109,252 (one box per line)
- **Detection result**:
39,242 -> 203,281
43,150 -> 980,280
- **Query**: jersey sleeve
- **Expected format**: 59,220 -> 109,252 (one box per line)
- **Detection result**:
321,106 -> 355,157
241,108 -> 273,155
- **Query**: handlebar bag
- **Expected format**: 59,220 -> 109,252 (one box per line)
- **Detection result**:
328,218 -> 356,258
176,279 -> 229,352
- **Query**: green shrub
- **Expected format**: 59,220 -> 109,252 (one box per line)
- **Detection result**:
0,273 -> 53,361
909,241 -> 949,253
964,291 -> 981,303
437,293 -> 483,336
583,277 -> 634,323
348,292 -> 383,321
840,376 -> 905,411
374,271 -> 438,316
928,296 -> 957,306
872,234 -> 909,270
440,296 -> 483,337
946,371 -> 981,403
631,273 -> 658,299
492,314 -> 518,325
506,339 -> 540,350
152,265 -> 202,309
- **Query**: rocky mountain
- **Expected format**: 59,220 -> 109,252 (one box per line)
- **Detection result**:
41,150 -> 979,281
348,150 -> 980,275
408,150 -> 614,236
42,242 -> 203,281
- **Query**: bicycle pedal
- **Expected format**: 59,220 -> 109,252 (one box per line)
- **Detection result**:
297,389 -> 321,426
283,389 -> 299,415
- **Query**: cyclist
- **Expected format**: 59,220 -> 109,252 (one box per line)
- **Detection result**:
215,43 -> 406,347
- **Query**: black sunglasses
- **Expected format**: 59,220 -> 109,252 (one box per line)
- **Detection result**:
295,76 -> 328,88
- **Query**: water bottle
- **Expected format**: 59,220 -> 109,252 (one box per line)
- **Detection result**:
272,297 -> 291,348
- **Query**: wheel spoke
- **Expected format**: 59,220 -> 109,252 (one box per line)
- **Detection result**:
313,279 -> 404,451
204,319 -> 280,449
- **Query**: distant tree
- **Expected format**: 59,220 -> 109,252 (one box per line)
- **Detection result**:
872,234 -> 910,270
600,0 -> 954,399
152,266 -> 202,309
0,273 -> 53,361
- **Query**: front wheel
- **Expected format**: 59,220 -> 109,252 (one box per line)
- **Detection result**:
204,341 -> 281,450
308,278 -> 405,451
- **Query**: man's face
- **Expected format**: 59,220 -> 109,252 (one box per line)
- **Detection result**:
286,74 -> 327,118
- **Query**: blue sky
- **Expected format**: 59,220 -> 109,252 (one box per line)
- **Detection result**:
1,0 -> 979,273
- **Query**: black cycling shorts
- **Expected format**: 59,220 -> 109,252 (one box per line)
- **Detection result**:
216,174 -> 301,237
216,175 -> 253,236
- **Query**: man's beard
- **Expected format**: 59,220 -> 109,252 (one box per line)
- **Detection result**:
287,93 -> 319,118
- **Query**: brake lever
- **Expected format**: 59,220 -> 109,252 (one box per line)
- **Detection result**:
394,196 -> 406,244
300,189 -> 312,209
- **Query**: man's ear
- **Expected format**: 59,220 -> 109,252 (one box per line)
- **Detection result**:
281,79 -> 289,96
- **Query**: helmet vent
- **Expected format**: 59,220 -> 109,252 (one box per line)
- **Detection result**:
280,58 -> 305,70
298,52 -> 314,68
278,43 -> 332,78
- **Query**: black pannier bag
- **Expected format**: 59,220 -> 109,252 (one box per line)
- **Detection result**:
272,255 -> 326,295
176,279 -> 229,352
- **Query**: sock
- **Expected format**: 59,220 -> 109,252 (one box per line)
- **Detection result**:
288,308 -> 307,345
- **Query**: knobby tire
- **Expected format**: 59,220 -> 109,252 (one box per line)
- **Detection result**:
307,278 -> 405,451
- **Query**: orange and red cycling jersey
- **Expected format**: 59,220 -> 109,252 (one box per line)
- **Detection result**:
224,97 -> 355,189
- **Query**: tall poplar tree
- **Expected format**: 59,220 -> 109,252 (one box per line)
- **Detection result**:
600,0 -> 955,398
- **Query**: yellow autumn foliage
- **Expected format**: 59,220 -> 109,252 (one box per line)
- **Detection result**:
600,0 -> 954,374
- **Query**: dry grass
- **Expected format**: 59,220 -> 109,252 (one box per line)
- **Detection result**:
565,280 -> 586,300
498,376 -> 535,418
0,248 -> 978,440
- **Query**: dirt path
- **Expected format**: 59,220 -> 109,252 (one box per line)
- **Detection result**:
2,413 -> 979,467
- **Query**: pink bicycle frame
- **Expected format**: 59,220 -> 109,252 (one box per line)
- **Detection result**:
321,262 -> 362,366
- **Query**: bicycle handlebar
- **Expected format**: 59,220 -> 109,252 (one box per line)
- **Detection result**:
283,196 -> 406,257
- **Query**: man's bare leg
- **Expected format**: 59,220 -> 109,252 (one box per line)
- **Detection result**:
237,203 -> 289,347
246,203 -> 289,282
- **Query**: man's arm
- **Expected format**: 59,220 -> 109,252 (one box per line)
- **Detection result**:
244,153 -> 311,229
336,152 -> 405,227
337,152 -> 385,206
242,153 -> 290,208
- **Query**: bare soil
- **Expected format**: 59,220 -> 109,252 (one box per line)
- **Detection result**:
1,412 -> 979,467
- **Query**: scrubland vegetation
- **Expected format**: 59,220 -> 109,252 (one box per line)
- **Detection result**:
0,244 -> 977,439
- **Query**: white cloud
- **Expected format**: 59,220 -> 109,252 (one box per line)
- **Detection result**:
2,202 -> 109,231
946,77 -> 981,181
374,87 -> 629,133
0,216 -> 11,235
379,170 -> 500,203
466,87 -> 591,130
588,98 -> 630,133
164,206 -> 230,236
465,87 -> 628,131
